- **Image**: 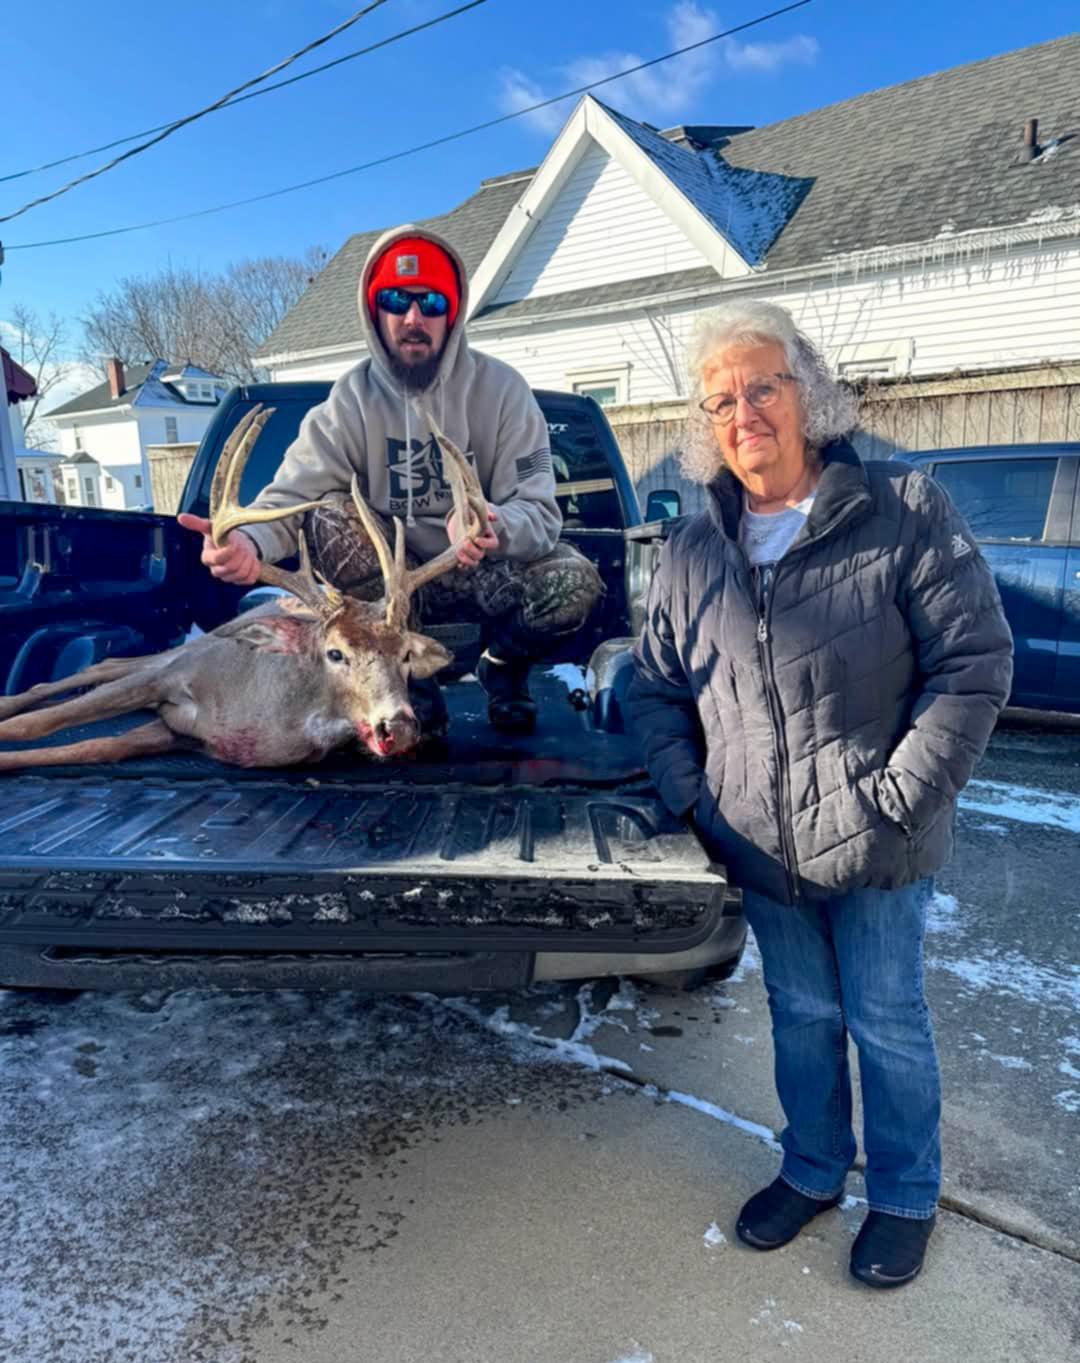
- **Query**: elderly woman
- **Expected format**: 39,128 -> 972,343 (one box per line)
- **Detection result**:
627,301 -> 1013,1288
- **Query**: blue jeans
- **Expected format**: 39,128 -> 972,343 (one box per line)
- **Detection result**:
742,877 -> 940,1219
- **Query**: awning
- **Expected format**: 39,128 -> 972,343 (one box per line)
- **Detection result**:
1,346 -> 37,404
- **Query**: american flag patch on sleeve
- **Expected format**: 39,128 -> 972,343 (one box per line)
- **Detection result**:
515,447 -> 552,482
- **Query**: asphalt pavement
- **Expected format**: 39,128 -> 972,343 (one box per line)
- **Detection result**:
1,712 -> 1078,1363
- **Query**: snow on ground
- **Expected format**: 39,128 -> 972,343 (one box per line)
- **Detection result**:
927,949 -> 1080,1012
958,779 -> 1080,833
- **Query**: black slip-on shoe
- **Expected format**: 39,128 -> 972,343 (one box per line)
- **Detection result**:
736,1178 -> 842,1251
850,1211 -> 936,1288
477,652 -> 537,736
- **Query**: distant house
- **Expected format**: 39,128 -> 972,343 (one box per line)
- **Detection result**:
255,34 -> 1080,508
45,358 -> 227,509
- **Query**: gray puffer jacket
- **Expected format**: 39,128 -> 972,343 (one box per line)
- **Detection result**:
627,440 -> 1013,905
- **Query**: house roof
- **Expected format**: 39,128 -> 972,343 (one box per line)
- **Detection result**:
258,34 -> 1080,356
46,360 -> 225,419
60,451 -> 100,466
254,171 -> 535,360
718,32 -> 1080,270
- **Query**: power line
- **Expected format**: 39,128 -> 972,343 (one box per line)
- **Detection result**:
0,0 -> 490,187
0,1 -> 401,224
3,1 -> 812,253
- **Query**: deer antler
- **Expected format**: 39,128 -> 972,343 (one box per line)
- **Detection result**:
348,410 -> 488,630
210,404 -> 344,621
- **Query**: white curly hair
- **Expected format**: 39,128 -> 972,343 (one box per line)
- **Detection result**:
680,300 -> 859,484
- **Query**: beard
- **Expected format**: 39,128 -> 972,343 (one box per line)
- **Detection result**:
386,335 -> 442,391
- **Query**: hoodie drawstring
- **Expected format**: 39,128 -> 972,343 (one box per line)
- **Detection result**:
404,394 -> 415,527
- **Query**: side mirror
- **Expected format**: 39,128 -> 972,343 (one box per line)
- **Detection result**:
644,488 -> 681,521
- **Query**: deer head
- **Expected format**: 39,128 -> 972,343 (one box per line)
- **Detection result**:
0,404 -> 488,769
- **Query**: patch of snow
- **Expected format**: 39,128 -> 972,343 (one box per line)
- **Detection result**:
927,950 -> 1080,1012
984,1053 -> 1032,1071
665,1090 -> 780,1151
545,662 -> 595,692
958,779 -> 1080,833
1055,1090 -> 1080,1115
927,891 -> 963,937
704,1222 -> 727,1247
606,1351 -> 653,1363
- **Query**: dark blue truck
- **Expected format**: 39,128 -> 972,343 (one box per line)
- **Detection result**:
0,384 -> 744,994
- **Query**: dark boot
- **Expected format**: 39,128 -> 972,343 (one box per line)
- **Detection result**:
736,1178 -> 842,1250
409,675 -> 448,742
850,1211 -> 935,1288
477,650 -> 537,736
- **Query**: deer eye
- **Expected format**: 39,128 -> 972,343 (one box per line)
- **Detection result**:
326,648 -> 345,663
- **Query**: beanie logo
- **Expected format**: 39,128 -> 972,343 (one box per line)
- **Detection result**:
395,254 -> 419,278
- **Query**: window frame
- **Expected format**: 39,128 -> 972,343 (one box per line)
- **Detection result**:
566,363 -> 630,408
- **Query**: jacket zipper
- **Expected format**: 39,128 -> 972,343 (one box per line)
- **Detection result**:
753,564 -> 799,902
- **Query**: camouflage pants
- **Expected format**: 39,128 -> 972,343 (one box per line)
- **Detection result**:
304,492 -> 604,660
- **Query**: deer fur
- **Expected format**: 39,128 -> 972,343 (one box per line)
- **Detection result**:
0,404 -> 486,771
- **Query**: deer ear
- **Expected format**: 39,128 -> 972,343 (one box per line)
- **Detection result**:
405,631 -> 452,679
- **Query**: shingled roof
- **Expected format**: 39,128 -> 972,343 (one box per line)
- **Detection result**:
257,34 -> 1080,356
46,361 -> 224,419
719,32 -> 1080,270
255,171 -> 534,361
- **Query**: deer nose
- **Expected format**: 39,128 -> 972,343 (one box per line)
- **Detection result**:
374,710 -> 418,756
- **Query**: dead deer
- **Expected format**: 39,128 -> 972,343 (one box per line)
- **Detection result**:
0,404 -> 488,771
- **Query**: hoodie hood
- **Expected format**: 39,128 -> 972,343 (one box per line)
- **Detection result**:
358,224 -> 470,396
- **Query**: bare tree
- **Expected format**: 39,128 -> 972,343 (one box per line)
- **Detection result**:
5,304 -> 75,449
80,247 -> 328,385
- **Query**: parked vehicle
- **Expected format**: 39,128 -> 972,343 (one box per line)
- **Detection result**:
901,443 -> 1080,713
0,384 -> 743,994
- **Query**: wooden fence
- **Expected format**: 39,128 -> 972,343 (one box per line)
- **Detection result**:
605,364 -> 1080,516
146,443 -> 198,514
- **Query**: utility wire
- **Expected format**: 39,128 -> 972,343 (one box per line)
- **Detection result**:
4,1 -> 812,252
0,1 -> 401,224
0,0 -> 490,187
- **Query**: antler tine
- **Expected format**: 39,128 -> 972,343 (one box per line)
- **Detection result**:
209,402 -> 341,620
394,414 -> 489,599
210,403 -> 324,547
349,473 -> 413,629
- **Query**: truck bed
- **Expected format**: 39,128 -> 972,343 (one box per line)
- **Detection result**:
0,671 -> 733,991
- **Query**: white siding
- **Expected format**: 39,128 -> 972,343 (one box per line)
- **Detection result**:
493,141 -> 710,305
269,240 -> 1080,403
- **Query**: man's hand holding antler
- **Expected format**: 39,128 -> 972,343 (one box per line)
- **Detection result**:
447,505 -> 499,568
177,513 -> 262,585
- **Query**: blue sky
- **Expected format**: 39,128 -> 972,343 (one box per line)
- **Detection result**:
2,0 -> 1077,370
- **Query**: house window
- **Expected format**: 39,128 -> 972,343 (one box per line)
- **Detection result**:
105,475 -> 115,490
66,478 -> 79,500
73,425 -> 83,450
134,474 -> 143,489
165,416 -> 178,442
84,477 -> 97,508
931,458 -> 1058,543
199,383 -> 213,399
566,365 -> 630,407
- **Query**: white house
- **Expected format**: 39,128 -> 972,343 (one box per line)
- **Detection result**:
255,35 -> 1080,506
45,358 -> 227,510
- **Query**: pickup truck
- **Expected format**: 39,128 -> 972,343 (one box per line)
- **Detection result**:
0,384 -> 744,994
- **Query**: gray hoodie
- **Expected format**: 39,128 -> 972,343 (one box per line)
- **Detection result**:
241,226 -> 561,565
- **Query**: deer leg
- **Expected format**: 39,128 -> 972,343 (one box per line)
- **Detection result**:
0,668 -> 165,742
0,719 -> 181,771
0,654 -> 157,723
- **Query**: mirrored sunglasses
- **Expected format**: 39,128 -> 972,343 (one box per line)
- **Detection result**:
699,373 -> 797,424
375,287 -> 450,318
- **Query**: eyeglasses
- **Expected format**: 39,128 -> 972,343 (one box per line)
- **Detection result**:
375,287 -> 450,318
699,373 -> 797,424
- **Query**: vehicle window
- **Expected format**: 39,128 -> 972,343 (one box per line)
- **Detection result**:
212,399 -> 623,529
931,458 -> 1058,542
209,401 -> 313,504
545,411 -> 622,529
